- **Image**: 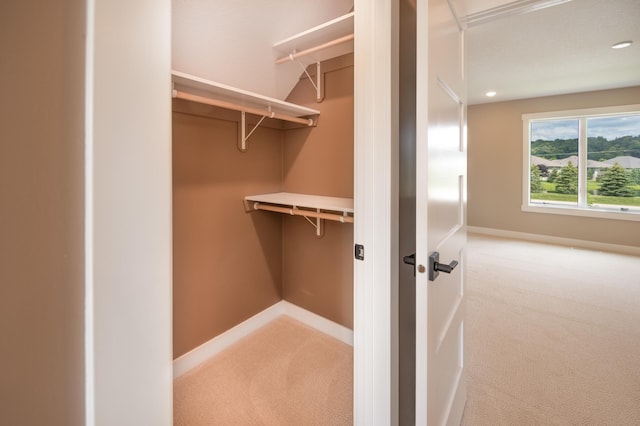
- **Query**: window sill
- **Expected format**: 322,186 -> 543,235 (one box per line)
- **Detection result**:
522,202 -> 640,222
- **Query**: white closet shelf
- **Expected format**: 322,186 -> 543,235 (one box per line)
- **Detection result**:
273,12 -> 354,64
171,71 -> 320,125
244,192 -> 354,236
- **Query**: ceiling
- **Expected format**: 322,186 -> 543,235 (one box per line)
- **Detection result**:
466,0 -> 640,104
172,0 -> 640,104
172,0 -> 353,100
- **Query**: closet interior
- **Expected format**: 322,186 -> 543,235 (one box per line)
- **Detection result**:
171,1 -> 356,405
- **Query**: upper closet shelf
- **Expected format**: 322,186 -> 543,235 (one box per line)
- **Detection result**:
244,192 -> 354,237
171,71 -> 320,126
273,12 -> 354,65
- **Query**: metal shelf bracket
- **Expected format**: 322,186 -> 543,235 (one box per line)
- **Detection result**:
291,59 -> 323,102
300,208 -> 325,237
238,110 -> 273,152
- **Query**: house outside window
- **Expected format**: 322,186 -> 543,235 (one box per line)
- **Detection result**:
522,105 -> 640,221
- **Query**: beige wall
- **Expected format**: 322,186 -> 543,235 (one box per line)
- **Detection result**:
468,86 -> 640,248
172,54 -> 355,357
0,1 -> 85,424
283,55 -> 354,328
172,102 -> 284,357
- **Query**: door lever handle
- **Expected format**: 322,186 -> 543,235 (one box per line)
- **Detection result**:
429,252 -> 458,281
403,253 -> 416,276
434,260 -> 458,274
403,253 -> 415,266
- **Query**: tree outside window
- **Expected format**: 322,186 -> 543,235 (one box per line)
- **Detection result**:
598,163 -> 635,197
555,161 -> 578,194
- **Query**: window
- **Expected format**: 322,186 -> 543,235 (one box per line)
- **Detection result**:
523,105 -> 640,221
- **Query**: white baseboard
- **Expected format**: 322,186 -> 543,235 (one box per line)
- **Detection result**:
172,302 -> 284,378
173,301 -> 354,378
468,226 -> 640,257
281,301 -> 354,346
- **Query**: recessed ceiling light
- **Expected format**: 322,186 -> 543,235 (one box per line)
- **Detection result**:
485,91 -> 497,97
612,40 -> 633,49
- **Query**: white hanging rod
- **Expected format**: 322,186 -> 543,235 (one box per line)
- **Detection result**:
275,33 -> 355,64
172,90 -> 315,127
252,202 -> 354,224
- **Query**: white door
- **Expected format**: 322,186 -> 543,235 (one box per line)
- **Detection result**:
415,0 -> 467,424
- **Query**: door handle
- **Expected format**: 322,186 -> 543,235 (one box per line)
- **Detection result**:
403,253 -> 415,266
404,252 -> 458,280
403,253 -> 427,276
403,253 -> 416,276
429,252 -> 458,281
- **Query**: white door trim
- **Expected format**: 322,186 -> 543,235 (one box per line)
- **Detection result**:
85,0 -> 173,424
354,0 -> 400,424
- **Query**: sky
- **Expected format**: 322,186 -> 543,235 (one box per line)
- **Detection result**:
531,114 -> 640,141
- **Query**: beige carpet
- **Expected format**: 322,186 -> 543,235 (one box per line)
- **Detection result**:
462,234 -> 640,425
173,316 -> 353,425
175,235 -> 640,425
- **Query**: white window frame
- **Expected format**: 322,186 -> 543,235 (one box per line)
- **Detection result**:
522,104 -> 640,222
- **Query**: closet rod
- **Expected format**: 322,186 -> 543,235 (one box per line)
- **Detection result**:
172,90 -> 315,126
253,203 -> 354,223
275,33 -> 355,64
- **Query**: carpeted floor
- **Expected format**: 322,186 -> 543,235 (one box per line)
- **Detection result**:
174,235 -> 640,425
173,316 -> 353,425
462,234 -> 640,425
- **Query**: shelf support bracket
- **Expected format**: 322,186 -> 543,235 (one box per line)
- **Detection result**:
238,110 -> 272,152
300,208 -> 325,237
292,59 -> 323,102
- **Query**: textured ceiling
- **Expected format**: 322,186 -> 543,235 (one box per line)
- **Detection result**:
467,0 -> 640,104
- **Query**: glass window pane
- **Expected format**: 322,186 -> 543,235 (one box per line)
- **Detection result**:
587,115 -> 640,212
530,119 -> 579,207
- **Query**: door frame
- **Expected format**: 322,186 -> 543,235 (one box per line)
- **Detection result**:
85,0 -> 173,424
88,0 -> 401,424
354,0 -> 400,423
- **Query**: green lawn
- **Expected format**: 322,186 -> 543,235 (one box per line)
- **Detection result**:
531,193 -> 576,202
590,195 -> 640,206
533,181 -> 640,207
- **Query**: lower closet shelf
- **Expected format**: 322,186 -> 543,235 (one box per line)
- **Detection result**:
244,192 -> 354,236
